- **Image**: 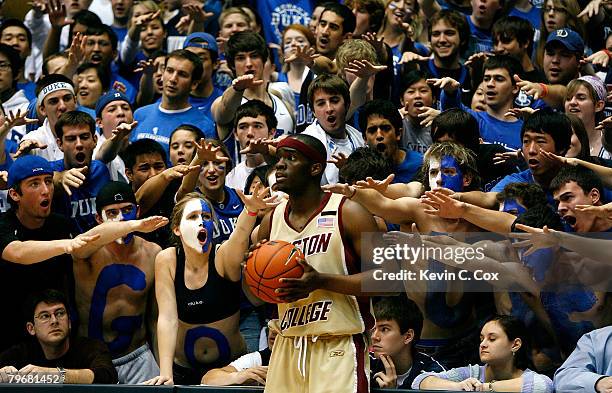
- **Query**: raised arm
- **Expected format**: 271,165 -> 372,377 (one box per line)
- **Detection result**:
211,75 -> 263,140
216,188 -> 279,281
144,249 -> 178,386
136,165 -> 199,215
176,139 -> 229,202
422,190 -> 515,233
95,121 -> 137,164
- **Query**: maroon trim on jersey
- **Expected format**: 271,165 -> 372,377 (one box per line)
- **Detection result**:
338,197 -> 375,332
283,192 -> 332,233
353,334 -> 370,393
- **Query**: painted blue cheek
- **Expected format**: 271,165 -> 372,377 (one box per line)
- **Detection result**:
89,264 -> 147,355
121,208 -> 138,244
200,200 -> 214,253
440,156 -> 464,192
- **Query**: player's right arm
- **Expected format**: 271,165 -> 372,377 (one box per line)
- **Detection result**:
144,248 -> 178,386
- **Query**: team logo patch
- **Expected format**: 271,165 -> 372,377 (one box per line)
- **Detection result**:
329,350 -> 345,357
317,217 -> 334,228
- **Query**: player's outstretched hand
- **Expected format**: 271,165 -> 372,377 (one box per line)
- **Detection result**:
276,259 -> 321,302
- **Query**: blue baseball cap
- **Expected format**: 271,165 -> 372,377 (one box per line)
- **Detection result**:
183,32 -> 218,55
545,28 -> 585,54
8,155 -> 53,188
95,90 -> 132,118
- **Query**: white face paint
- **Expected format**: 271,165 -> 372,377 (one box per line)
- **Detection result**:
101,209 -> 126,245
179,198 -> 213,253
428,156 -> 442,190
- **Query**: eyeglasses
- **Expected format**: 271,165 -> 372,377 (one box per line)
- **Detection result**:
35,309 -> 68,324
0,62 -> 11,71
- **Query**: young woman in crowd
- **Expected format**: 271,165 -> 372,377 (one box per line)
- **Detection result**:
413,315 -> 553,392
144,188 -> 272,385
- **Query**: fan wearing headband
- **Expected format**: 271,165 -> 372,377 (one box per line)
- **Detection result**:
255,134 -> 381,393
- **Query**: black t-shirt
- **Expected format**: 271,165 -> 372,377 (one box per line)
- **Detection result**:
0,211 -> 75,352
139,178 -> 181,249
0,336 -> 118,384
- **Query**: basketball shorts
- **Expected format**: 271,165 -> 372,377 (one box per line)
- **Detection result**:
264,330 -> 369,393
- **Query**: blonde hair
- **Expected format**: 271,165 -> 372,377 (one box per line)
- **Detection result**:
219,7 -> 252,29
335,39 -> 379,71
128,0 -> 161,29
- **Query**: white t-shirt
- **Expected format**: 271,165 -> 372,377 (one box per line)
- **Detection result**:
225,161 -> 268,192
302,121 -> 364,185
21,119 -> 64,162
229,351 -> 264,371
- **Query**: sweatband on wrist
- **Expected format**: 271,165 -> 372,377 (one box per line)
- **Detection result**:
539,83 -> 548,98
37,82 -> 75,107
276,137 -> 327,166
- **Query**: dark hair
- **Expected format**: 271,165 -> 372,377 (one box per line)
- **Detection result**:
339,146 -> 393,184
431,109 -> 480,153
226,31 -> 268,73
321,2 -> 356,35
550,165 -> 604,197
358,99 -> 403,139
483,315 -> 531,370
0,18 -> 32,48
235,100 -> 278,131
428,9 -> 470,55
24,289 -> 68,324
85,24 -> 118,52
122,139 -> 168,170
36,73 -> 75,98
521,109 -> 572,155
148,49 -> 167,61
374,295 -> 423,355
166,49 -> 203,83
75,61 -> 111,91
492,16 -> 534,55
496,182 -> 548,209
400,69 -> 432,99
565,113 -> 590,160
0,44 -> 21,86
55,110 -> 96,139
483,54 -> 522,84
68,10 -> 102,42
344,0 -> 385,32
42,52 -> 69,76
514,203 -> 564,231
244,165 -> 270,194
307,73 -> 351,111
170,124 -> 205,145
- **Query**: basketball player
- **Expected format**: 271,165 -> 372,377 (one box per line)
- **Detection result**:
256,134 -> 382,393
72,181 -> 165,383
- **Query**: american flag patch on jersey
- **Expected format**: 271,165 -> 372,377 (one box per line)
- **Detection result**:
317,217 -> 334,228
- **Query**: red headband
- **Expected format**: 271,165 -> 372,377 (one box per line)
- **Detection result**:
277,138 -> 327,165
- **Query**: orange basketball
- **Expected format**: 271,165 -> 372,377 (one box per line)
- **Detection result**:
244,240 -> 305,304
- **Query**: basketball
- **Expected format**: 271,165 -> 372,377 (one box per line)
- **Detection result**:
244,240 -> 305,304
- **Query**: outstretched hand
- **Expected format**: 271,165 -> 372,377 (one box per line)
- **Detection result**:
354,174 -> 395,194
508,224 -> 559,256
321,183 -> 356,198
236,187 -> 281,213
345,59 -> 387,79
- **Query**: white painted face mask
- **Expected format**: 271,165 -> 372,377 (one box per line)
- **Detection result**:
101,205 -> 137,244
179,198 -> 214,253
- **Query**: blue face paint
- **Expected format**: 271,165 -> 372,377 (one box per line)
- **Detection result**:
519,247 -> 555,283
502,198 -> 527,216
200,200 -> 214,253
121,206 -> 138,245
440,156 -> 464,192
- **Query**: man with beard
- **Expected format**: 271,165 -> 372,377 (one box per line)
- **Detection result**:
303,73 -> 364,185
359,99 -> 423,183
73,181 -> 167,383
51,110 -> 111,233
